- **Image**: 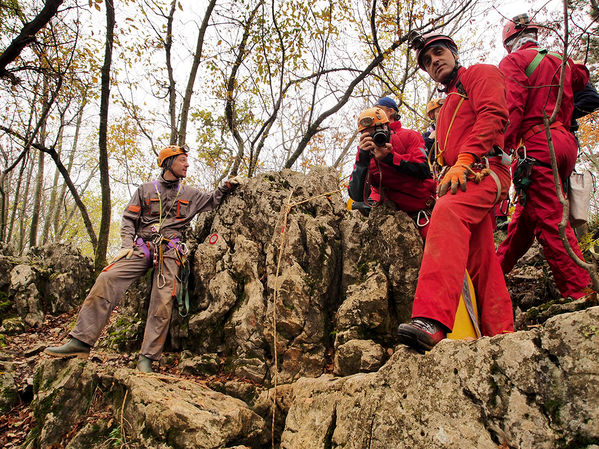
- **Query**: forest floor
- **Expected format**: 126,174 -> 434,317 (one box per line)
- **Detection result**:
0,307 -> 264,449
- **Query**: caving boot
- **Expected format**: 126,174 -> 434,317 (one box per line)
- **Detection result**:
44,338 -> 91,359
137,354 -> 154,373
397,317 -> 446,353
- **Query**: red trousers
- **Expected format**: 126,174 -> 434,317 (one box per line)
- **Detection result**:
496,130 -> 591,299
412,161 -> 514,336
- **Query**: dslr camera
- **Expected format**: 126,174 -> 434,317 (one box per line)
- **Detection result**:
371,126 -> 390,147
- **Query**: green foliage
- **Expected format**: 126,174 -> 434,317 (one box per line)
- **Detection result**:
107,425 -> 123,448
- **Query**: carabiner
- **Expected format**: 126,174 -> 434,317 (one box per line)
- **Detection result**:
416,209 -> 430,227
157,273 -> 166,289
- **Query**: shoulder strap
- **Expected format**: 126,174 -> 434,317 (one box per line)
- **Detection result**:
456,80 -> 468,99
525,48 -> 568,78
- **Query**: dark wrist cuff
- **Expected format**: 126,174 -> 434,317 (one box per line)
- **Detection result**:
357,148 -> 371,165
382,153 -> 394,166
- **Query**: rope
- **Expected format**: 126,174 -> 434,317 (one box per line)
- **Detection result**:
120,389 -> 128,448
270,186 -> 342,448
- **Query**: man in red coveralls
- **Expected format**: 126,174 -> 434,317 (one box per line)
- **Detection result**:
348,106 -> 436,239
495,14 -> 592,299
396,32 -> 514,352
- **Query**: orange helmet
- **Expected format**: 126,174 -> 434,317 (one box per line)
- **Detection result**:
426,98 -> 445,119
157,145 -> 188,167
357,107 -> 389,132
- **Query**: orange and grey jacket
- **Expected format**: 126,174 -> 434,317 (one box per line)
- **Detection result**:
121,176 -> 231,248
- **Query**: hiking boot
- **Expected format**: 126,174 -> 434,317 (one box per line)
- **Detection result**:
397,318 -> 446,353
137,354 -> 153,373
44,338 -> 91,359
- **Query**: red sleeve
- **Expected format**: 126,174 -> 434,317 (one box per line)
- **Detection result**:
499,56 -> 528,152
384,129 -> 430,180
391,129 -> 427,164
457,65 -> 509,159
572,62 -> 590,92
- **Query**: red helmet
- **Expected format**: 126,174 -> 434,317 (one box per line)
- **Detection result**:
502,14 -> 538,52
409,32 -> 459,70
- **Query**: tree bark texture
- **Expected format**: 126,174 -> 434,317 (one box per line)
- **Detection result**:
95,0 -> 115,271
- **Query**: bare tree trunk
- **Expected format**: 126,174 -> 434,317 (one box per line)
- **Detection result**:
29,81 -> 49,248
0,170 -> 8,241
41,123 -> 64,244
165,0 -> 177,143
54,99 -> 84,236
177,0 -> 217,145
226,1 -> 263,176
18,157 -> 34,253
6,156 -> 28,243
333,130 -> 359,169
57,167 -> 99,239
28,150 -> 45,248
95,0 -> 115,271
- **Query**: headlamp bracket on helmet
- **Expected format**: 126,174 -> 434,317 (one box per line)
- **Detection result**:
407,30 -> 426,51
359,116 -> 375,129
512,14 -> 531,29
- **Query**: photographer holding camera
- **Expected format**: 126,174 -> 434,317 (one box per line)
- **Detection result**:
347,106 -> 436,239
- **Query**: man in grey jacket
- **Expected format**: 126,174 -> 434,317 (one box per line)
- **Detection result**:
45,145 -> 241,372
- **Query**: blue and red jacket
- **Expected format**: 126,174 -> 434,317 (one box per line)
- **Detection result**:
348,120 -> 436,213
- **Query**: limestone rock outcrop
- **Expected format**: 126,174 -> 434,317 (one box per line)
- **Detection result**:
3,243 -> 94,328
280,306 -> 599,449
30,358 -> 267,449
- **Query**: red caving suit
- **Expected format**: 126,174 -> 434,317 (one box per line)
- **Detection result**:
412,65 -> 514,336
348,120 -> 436,238
496,42 -> 591,299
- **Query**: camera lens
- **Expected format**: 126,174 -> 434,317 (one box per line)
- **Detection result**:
371,130 -> 390,146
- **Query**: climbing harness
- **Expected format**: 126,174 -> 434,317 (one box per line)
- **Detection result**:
513,145 -> 557,206
524,48 -> 569,78
144,181 -> 191,316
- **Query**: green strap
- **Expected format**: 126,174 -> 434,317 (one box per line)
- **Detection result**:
525,48 -> 567,78
176,262 -> 190,317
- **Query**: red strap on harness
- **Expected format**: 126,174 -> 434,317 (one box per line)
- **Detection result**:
522,120 -> 565,142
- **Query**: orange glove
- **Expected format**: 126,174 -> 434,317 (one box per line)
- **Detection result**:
438,153 -> 476,196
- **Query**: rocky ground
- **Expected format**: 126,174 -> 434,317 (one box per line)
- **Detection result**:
1,307 -> 275,448
2,261 -> 595,448
1,169 -> 597,448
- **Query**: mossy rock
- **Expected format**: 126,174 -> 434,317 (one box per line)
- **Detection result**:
0,362 -> 19,413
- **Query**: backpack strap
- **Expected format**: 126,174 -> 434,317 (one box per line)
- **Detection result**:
525,48 -> 568,78
456,80 -> 468,99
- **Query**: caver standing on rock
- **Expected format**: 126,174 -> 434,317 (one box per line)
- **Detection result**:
396,32 -> 514,352
348,106 -> 436,239
495,14 -> 592,300
44,145 -> 242,372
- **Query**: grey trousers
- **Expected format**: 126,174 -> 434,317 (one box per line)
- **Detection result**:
70,246 -> 180,360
